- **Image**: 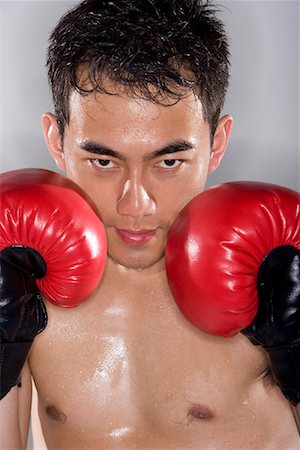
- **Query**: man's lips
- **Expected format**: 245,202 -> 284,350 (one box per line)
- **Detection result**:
116,228 -> 157,245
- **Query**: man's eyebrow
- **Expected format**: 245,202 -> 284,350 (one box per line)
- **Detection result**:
79,141 -> 126,161
79,139 -> 195,161
143,140 -> 195,161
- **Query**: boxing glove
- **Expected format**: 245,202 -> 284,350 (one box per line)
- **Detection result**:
0,168 -> 107,399
165,182 -> 300,403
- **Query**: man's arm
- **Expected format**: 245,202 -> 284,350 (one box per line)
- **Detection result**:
165,181 -> 300,413
0,168 -> 108,447
0,361 -> 32,450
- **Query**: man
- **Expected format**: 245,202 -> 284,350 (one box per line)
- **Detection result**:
1,0 -> 299,448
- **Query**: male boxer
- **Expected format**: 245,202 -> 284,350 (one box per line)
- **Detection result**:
1,0 -> 299,449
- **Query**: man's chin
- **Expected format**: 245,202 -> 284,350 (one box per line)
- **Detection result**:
108,249 -> 165,272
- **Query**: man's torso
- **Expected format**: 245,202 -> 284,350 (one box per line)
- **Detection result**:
29,260 -> 299,449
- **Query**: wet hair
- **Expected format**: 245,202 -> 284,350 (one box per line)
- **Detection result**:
47,0 -> 230,141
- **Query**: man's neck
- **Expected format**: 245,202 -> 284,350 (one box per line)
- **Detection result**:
105,255 -> 166,278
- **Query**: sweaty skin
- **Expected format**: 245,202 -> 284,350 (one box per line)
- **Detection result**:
29,259 -> 299,449
26,86 -> 300,448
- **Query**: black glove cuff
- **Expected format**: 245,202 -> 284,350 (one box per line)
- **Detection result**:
0,341 -> 32,400
266,339 -> 300,405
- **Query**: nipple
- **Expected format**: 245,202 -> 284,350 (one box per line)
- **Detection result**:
187,404 -> 214,422
46,405 -> 67,423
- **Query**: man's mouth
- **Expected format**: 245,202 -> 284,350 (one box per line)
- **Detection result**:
115,228 -> 157,245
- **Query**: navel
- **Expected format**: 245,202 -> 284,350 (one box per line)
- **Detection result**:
46,405 -> 67,423
187,404 -> 215,422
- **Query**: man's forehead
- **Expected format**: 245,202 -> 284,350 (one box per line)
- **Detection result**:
69,86 -> 204,120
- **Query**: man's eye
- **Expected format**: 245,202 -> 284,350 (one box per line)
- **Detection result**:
157,159 -> 182,169
90,159 -> 114,168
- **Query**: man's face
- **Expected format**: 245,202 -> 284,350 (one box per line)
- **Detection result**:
45,87 -> 230,270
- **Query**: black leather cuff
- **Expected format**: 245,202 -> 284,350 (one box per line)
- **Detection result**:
267,339 -> 300,405
0,341 -> 32,400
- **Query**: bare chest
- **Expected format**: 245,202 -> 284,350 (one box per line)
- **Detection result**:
29,277 -> 299,449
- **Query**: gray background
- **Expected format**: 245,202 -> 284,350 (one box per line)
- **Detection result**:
0,2 -> 299,448
1,0 -> 299,190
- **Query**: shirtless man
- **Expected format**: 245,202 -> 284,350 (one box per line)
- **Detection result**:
1,0 -> 300,448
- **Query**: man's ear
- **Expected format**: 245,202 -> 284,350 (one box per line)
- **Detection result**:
42,112 -> 66,172
208,115 -> 233,174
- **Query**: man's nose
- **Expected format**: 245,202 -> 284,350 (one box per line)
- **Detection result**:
116,176 -> 156,218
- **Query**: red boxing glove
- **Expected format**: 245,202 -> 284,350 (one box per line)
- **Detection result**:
0,168 -> 107,399
165,182 -> 300,338
0,168 -> 107,307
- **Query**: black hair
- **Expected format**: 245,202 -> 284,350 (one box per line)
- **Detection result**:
47,0 -> 230,141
